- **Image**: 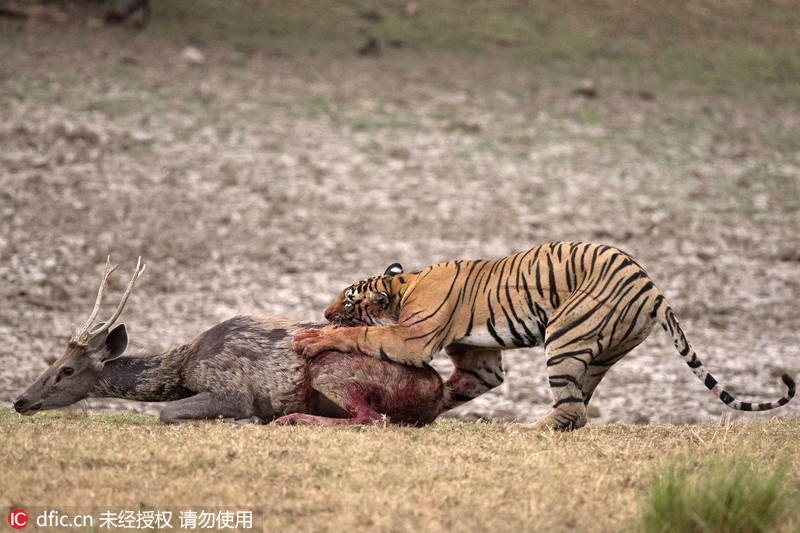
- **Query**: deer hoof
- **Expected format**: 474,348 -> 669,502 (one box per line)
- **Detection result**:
234,416 -> 264,425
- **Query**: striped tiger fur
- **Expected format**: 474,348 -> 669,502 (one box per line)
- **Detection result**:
294,242 -> 796,430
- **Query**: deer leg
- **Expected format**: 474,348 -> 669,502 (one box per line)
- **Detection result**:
441,345 -> 504,412
274,388 -> 385,427
159,391 -> 254,424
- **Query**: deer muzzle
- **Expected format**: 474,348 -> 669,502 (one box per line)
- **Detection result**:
13,396 -> 42,415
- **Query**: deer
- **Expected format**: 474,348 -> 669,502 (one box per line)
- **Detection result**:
13,258 -> 449,426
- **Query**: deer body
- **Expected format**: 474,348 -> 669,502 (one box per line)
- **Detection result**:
79,315 -> 309,424
14,260 -> 448,426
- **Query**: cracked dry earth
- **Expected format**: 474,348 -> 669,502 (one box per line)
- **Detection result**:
2,17 -> 800,428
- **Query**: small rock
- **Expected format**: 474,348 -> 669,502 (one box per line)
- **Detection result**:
43,7 -> 70,25
87,17 -> 104,30
181,46 -> 206,66
357,38 -> 381,57
405,1 -> 419,17
359,9 -> 382,22
572,78 -> 598,99
388,147 -> 411,160
130,130 -> 152,143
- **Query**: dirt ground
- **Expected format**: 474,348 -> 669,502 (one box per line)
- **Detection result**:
2,2 -> 799,427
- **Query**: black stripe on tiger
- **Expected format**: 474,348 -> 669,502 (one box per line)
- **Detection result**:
553,396 -> 584,407
546,253 -> 559,309
458,368 -> 498,390
549,374 -> 583,388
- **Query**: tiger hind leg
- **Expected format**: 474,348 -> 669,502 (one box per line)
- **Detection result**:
534,334 -> 650,431
582,329 -> 651,402
582,346 -> 638,406
530,344 -> 593,431
441,344 -> 504,412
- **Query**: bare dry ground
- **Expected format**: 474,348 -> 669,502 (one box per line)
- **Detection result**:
2,0 -> 800,428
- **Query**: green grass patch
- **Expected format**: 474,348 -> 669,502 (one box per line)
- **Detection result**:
642,454 -> 796,533
149,0 -> 367,58
135,0 -> 800,102
5,1 -> 800,102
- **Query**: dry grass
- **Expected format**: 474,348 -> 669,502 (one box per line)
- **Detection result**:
1,409 -> 799,532
642,454 -> 792,533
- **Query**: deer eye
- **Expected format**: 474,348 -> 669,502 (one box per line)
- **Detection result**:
62,367 -> 74,376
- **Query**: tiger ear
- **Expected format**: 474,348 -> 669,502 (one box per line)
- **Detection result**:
384,263 -> 403,276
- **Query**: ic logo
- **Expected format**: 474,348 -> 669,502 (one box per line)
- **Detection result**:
8,509 -> 27,529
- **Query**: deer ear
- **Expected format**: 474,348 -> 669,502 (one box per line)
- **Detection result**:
87,323 -> 108,351
384,263 -> 403,276
102,324 -> 128,362
369,291 -> 390,309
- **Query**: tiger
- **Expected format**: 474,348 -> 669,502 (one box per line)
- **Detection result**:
294,242 -> 796,431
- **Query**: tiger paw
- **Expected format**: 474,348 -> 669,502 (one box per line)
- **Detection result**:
292,328 -> 322,355
293,328 -> 343,358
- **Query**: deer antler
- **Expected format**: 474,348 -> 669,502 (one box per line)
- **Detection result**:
70,256 -> 146,346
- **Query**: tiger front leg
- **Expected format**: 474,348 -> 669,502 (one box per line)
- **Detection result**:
293,325 -> 435,367
442,344 -> 504,411
292,327 -> 363,356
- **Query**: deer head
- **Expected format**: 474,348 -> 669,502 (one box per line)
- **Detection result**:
13,257 -> 145,415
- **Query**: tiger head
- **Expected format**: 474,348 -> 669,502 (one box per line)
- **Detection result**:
324,263 -> 404,327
